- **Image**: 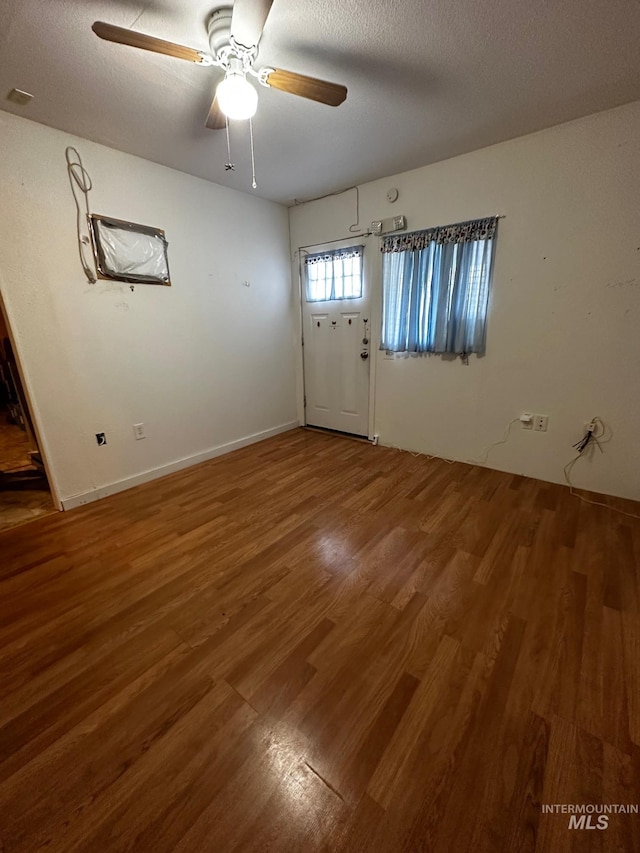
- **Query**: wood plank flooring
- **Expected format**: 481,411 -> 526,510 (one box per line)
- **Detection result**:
0,428 -> 639,852
0,416 -> 32,471
0,418 -> 55,533
0,487 -> 55,534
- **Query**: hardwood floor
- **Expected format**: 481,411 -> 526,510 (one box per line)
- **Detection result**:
0,488 -> 56,534
0,428 -> 638,852
0,416 -> 32,471
0,417 -> 55,533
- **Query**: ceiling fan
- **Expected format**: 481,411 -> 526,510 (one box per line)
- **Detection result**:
92,0 -> 348,129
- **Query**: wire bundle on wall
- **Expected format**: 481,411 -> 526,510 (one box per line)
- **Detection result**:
572,420 -> 603,455
564,417 -> 640,519
65,146 -> 96,283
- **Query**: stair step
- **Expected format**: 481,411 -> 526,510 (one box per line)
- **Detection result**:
28,450 -> 45,470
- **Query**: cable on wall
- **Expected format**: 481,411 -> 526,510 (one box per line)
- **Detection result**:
473,417 -> 520,464
293,185 -> 365,236
564,417 -> 640,519
348,186 -> 361,233
65,147 -> 97,283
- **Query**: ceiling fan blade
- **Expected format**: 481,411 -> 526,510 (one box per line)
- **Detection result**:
92,21 -> 206,63
230,0 -> 275,48
205,94 -> 227,130
264,68 -> 347,106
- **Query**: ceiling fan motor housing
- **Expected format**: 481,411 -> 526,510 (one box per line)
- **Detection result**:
208,6 -> 249,64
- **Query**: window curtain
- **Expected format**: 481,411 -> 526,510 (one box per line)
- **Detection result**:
305,245 -> 364,301
380,217 -> 497,354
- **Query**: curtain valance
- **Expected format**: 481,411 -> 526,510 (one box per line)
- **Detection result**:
305,245 -> 364,265
381,217 -> 497,254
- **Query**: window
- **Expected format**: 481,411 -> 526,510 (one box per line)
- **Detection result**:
380,217 -> 497,354
89,215 -> 171,285
305,245 -> 364,302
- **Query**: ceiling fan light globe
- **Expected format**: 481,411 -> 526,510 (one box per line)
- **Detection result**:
216,73 -> 258,120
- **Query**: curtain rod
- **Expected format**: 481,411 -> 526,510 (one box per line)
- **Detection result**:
296,215 -> 506,254
298,232 -> 372,253
415,214 -> 505,229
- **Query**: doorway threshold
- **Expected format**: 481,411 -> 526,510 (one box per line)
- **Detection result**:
303,425 -> 371,444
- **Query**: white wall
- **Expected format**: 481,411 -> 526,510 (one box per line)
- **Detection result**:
0,112 -> 297,508
289,100 -> 640,501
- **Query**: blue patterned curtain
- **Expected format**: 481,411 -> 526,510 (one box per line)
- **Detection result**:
380,217 -> 498,354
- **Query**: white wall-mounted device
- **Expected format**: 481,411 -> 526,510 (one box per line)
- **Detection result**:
370,215 -> 407,235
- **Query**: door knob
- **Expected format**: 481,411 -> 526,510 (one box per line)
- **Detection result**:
360,350 -> 369,360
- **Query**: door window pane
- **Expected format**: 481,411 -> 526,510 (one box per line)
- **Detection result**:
305,245 -> 364,302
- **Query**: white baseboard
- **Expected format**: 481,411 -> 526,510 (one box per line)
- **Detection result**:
61,421 -> 299,511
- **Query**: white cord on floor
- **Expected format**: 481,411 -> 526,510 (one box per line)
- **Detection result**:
564,452 -> 640,520
384,441 -> 456,464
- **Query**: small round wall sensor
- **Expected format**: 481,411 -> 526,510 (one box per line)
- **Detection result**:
386,188 -> 399,203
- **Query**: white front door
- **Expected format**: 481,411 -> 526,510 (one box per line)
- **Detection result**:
302,244 -> 370,437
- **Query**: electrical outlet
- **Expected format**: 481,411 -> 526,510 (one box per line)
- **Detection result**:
533,415 -> 548,432
133,423 -> 146,440
520,413 -> 533,430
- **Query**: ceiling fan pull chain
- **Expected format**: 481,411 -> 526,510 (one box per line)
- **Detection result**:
224,117 -> 235,171
249,116 -> 257,189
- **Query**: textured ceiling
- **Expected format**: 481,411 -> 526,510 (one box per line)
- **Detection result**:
1,0 -> 640,204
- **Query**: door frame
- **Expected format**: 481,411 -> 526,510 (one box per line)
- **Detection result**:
294,235 -> 380,441
0,287 -> 61,510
